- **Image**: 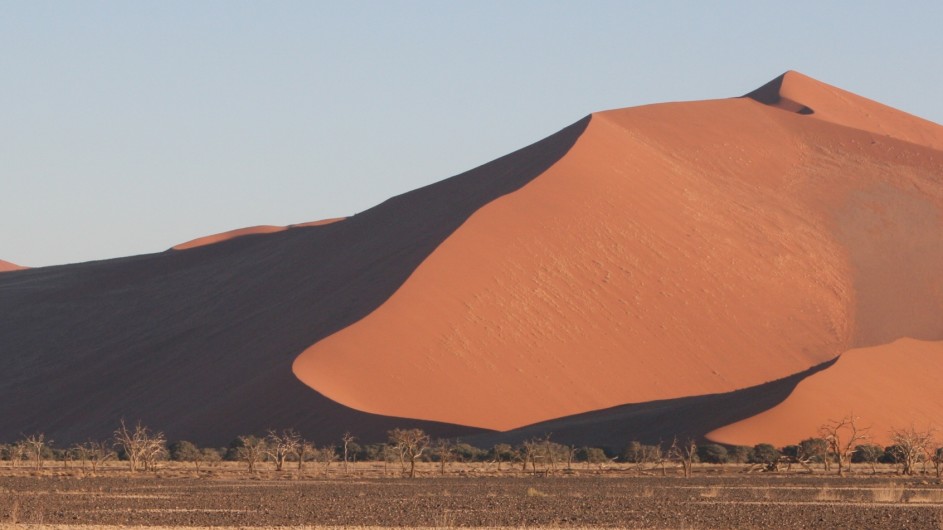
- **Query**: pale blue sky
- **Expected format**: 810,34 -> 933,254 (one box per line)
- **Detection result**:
3,1 -> 942,267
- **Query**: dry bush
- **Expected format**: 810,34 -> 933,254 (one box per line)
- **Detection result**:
888,424 -> 935,475
113,420 -> 166,472
264,429 -> 300,472
819,415 -> 869,476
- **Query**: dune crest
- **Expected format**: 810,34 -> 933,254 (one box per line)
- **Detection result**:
0,259 -> 27,273
172,218 -> 345,250
706,338 -> 943,447
745,70 -> 943,150
294,72 -> 943,432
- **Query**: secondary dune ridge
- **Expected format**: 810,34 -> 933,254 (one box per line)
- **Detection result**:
294,71 -> 943,434
0,259 -> 26,273
707,338 -> 943,447
171,218 -> 345,250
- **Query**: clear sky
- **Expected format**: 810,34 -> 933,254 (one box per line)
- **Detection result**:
3,1 -> 942,267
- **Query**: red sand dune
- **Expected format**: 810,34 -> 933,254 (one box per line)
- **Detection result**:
3,71 -> 941,447
294,71 -> 943,432
707,339 -> 943,447
0,259 -> 26,273
172,218 -> 344,250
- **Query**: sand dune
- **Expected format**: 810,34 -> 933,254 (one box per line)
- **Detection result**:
0,259 -> 26,273
294,72 -> 943,432
707,338 -> 943,447
172,218 -> 345,250
2,71 -> 941,446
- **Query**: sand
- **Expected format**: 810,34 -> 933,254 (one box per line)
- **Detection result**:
3,71 -> 941,446
172,218 -> 345,250
294,72 -> 943,432
0,259 -> 26,273
707,338 -> 943,447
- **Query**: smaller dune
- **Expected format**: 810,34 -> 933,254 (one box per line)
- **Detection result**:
706,338 -> 943,446
0,259 -> 27,273
172,218 -> 345,250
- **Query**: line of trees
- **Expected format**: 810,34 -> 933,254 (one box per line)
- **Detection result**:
1,416 -> 940,478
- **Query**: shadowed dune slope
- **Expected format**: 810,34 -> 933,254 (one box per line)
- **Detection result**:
0,260 -> 27,273
707,339 -> 943,447
295,72 -> 943,431
470,358 -> 837,450
0,118 -> 588,445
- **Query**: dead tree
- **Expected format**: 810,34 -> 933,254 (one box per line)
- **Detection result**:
932,448 -> 943,479
73,440 -> 114,472
8,441 -> 26,468
520,439 -> 540,474
295,440 -> 316,472
341,432 -> 356,475
236,435 -> 267,473
819,415 -> 870,476
22,433 -> 51,470
317,445 -> 337,474
113,420 -> 166,473
265,429 -> 301,472
432,439 -> 455,475
889,424 -> 936,476
388,428 -> 429,478
669,437 -> 698,478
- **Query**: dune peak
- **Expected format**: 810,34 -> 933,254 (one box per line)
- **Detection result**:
744,70 -> 943,149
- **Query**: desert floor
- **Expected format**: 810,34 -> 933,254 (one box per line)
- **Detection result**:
1,462 -> 943,529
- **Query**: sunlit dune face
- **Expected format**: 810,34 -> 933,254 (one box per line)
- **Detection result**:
294,73 -> 943,431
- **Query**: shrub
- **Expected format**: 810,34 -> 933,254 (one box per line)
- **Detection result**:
748,443 -> 781,465
697,444 -> 728,464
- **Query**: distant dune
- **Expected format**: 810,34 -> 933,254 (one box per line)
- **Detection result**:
1,71 -> 941,447
0,259 -> 26,273
172,218 -> 345,250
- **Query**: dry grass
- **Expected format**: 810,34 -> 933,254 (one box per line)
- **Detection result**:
871,484 -> 905,503
814,486 -> 841,502
906,489 -> 943,504
525,486 -> 548,497
698,485 -> 722,498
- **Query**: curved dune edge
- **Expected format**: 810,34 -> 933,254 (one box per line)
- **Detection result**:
172,218 -> 345,250
706,338 -> 943,447
0,259 -> 27,273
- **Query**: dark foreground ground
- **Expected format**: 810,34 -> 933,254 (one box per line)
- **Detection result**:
2,473 -> 943,529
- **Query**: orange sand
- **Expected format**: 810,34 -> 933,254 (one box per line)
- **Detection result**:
172,218 -> 344,250
707,338 -> 943,447
0,259 -> 26,273
293,72 -> 943,431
